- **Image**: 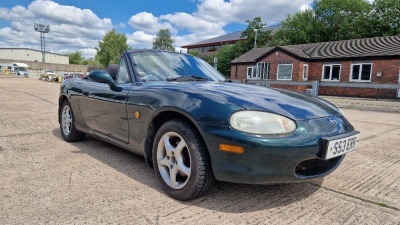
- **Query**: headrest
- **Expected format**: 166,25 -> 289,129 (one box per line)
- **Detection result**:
106,64 -> 118,80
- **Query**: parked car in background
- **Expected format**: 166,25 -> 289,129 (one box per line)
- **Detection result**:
58,50 -> 360,200
64,73 -> 85,80
40,69 -> 57,81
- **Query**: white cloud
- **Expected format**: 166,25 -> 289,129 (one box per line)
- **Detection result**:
128,12 -> 176,35
126,0 -> 312,50
0,0 -> 316,58
0,5 -> 33,21
300,4 -> 312,11
126,31 -> 155,48
195,0 -> 311,25
160,12 -> 226,36
28,0 -> 112,29
118,23 -> 126,28
0,0 -> 113,59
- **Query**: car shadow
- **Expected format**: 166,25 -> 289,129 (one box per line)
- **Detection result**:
52,128 -> 322,213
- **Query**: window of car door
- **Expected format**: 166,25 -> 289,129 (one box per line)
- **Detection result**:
116,58 -> 131,84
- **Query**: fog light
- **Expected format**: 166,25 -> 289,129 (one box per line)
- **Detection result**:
219,144 -> 244,154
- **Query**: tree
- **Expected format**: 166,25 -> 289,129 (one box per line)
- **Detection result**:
240,17 -> 272,50
313,0 -> 371,41
269,9 -> 318,46
216,44 -> 246,76
95,29 -> 130,67
370,0 -> 400,36
213,17 -> 269,76
66,51 -> 84,65
188,49 -> 200,57
82,58 -> 103,70
199,52 -> 217,68
269,0 -> 372,46
153,29 -> 175,51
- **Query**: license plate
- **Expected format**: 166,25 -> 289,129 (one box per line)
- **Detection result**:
321,131 -> 360,160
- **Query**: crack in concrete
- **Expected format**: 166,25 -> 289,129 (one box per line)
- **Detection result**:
0,87 -> 57,106
307,182 -> 400,212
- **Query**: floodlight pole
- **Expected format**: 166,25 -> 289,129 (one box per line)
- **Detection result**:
34,23 -> 50,63
40,32 -> 46,63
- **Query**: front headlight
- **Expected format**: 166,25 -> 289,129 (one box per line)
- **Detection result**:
230,111 -> 297,134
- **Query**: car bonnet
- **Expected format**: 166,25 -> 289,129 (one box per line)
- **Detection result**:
182,82 -> 342,121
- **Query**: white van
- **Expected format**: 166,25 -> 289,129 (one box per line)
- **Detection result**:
12,63 -> 29,77
0,63 -> 29,77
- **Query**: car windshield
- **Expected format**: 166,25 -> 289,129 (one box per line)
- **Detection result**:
17,67 -> 27,72
130,51 -> 227,82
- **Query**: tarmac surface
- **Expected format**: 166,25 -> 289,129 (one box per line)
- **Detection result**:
0,75 -> 399,224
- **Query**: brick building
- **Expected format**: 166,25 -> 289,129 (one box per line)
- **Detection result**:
230,36 -> 400,98
182,24 -> 281,54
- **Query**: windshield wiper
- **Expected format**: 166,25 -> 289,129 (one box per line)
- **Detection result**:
166,76 -> 209,82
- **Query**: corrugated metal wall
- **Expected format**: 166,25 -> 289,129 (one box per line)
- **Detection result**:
0,48 -> 69,65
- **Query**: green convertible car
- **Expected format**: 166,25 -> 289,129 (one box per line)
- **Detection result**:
58,50 -> 359,200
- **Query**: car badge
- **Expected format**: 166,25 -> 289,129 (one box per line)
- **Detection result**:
329,118 -> 337,125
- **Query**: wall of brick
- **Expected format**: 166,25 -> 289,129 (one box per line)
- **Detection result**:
0,59 -> 90,72
231,63 -> 253,80
231,50 -> 400,99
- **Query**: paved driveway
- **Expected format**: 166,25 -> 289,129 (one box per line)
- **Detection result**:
0,77 -> 399,224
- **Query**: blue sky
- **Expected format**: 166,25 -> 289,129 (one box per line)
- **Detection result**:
0,0 -> 313,58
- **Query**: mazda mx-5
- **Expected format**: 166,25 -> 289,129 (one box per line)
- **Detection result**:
58,50 -> 359,200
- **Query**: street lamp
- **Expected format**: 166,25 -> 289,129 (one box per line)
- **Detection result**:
254,26 -> 267,48
254,28 -> 258,48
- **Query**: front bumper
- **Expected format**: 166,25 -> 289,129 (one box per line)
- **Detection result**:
198,116 -> 355,184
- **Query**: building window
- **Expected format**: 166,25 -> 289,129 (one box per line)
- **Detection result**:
303,64 -> 308,80
257,62 -> 271,80
350,63 -> 372,82
247,66 -> 257,79
277,64 -> 293,80
322,64 -> 341,81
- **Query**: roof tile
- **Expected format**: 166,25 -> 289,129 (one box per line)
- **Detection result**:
232,36 -> 400,63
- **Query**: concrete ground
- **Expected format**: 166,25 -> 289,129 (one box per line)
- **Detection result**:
0,76 -> 399,224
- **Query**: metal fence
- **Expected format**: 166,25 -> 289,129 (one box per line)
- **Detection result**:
232,79 -> 400,100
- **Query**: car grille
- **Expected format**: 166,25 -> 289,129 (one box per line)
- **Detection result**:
295,156 -> 343,177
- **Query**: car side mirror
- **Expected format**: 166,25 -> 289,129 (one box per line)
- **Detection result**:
87,70 -> 122,92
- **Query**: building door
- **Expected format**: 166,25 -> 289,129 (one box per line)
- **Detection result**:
397,69 -> 400,98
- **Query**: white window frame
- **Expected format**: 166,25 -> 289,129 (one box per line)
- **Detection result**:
350,63 -> 372,82
303,64 -> 308,80
322,64 -> 341,81
247,66 -> 257,79
277,64 -> 293,80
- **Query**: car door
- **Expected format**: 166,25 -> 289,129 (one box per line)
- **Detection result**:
79,57 -> 132,143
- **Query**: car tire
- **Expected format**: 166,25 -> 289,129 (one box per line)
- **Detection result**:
152,119 -> 215,200
60,100 -> 86,142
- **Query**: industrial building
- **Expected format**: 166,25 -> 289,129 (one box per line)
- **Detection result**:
0,48 -> 68,65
